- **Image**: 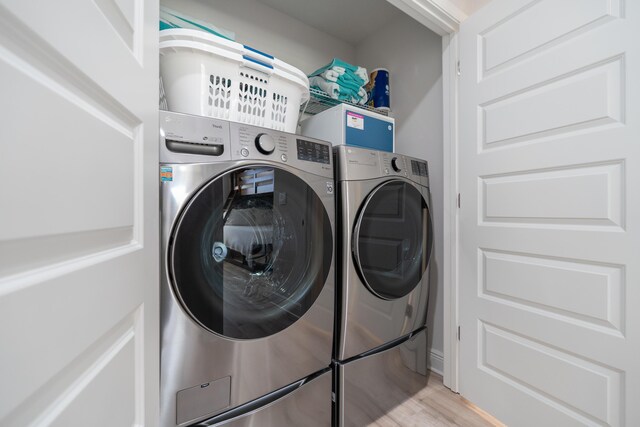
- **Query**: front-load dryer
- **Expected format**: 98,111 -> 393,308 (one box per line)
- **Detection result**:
159,111 -> 335,427
335,145 -> 433,361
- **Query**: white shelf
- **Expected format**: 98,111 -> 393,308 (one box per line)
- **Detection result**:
300,88 -> 390,117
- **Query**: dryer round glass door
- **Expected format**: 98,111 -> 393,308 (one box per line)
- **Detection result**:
353,180 -> 433,300
169,166 -> 333,340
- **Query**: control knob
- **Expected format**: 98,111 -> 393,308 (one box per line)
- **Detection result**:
255,133 -> 275,155
391,157 -> 402,172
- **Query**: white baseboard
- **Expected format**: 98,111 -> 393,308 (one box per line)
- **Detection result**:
428,349 -> 444,376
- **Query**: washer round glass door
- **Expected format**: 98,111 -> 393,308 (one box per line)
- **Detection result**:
170,166 -> 333,340
353,180 -> 432,300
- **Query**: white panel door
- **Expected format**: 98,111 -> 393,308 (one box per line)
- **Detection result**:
458,0 -> 639,425
0,0 -> 158,425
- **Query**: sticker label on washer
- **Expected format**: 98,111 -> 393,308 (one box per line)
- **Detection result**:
160,166 -> 173,182
326,181 -> 334,194
346,111 -> 364,130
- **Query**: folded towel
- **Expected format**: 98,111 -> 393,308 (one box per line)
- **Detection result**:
160,6 -> 235,40
313,77 -> 361,99
310,77 -> 342,99
342,68 -> 368,86
310,59 -> 370,105
319,69 -> 342,83
160,19 -> 178,31
319,71 -> 362,93
357,87 -> 368,103
337,74 -> 365,92
338,69 -> 367,86
310,58 -> 356,76
353,67 -> 369,85
310,59 -> 369,86
352,91 -> 369,105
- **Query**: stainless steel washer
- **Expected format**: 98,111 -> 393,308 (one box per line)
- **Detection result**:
159,111 -> 335,427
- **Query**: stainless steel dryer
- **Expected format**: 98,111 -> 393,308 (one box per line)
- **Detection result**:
334,146 -> 433,426
335,145 -> 433,361
159,111 -> 335,427
336,328 -> 429,427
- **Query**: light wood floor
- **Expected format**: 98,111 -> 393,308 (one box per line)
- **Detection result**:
367,371 -> 504,427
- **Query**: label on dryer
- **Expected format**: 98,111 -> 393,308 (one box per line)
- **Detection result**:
346,111 -> 364,130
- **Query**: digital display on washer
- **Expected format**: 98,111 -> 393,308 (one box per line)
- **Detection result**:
411,160 -> 429,177
296,139 -> 330,164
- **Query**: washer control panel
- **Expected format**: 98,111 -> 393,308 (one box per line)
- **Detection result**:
229,121 -> 333,176
232,124 -> 287,159
296,139 -> 331,165
254,133 -> 276,155
160,111 -> 333,176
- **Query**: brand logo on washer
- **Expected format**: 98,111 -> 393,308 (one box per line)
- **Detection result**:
212,124 -> 223,129
326,182 -> 334,194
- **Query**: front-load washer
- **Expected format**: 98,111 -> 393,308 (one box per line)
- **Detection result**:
159,111 -> 335,427
335,145 -> 433,361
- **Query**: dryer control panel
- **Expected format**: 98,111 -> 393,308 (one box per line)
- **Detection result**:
380,152 -> 408,178
335,145 -> 429,188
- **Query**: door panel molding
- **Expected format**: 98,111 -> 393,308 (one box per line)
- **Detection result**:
479,248 -> 625,335
479,321 -> 623,427
479,160 -> 624,230
479,0 -> 621,79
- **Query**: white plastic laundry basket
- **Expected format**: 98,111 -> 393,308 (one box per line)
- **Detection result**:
160,29 -> 309,133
